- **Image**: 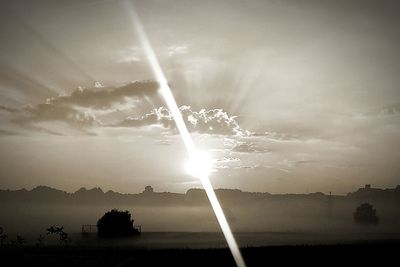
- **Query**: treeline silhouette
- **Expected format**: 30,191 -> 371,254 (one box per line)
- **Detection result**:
0,184 -> 399,206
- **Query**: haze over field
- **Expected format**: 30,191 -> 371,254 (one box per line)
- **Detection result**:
1,184 -> 399,236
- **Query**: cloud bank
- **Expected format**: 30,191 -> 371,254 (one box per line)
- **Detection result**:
115,105 -> 248,136
3,81 -> 249,136
43,81 -> 159,109
10,81 -> 159,128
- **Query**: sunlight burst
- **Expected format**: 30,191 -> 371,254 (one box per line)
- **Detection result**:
185,150 -> 212,178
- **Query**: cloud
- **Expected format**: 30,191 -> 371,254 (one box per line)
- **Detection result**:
230,141 -> 270,153
117,46 -> 141,63
10,81 -> 160,129
216,157 -> 241,163
366,102 -> 400,117
114,105 -> 247,136
214,157 -> 241,170
167,45 -> 188,57
1,81 -> 250,137
0,105 -> 19,113
221,137 -> 271,154
19,104 -> 101,128
0,129 -> 17,136
2,80 -> 255,138
44,81 -> 159,109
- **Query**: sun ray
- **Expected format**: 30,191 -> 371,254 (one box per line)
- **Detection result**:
124,1 -> 246,267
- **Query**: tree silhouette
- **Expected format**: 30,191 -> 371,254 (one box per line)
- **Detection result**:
0,227 -> 7,246
143,185 -> 154,194
17,235 -> 25,245
59,232 -> 70,245
353,203 -> 379,225
46,225 -> 71,245
97,209 -> 139,237
36,234 -> 45,246
46,225 -> 64,235
11,235 -> 26,246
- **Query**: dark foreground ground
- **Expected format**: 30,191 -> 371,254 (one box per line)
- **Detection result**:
1,241 -> 399,267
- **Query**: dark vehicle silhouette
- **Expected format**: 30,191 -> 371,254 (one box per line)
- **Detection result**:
353,203 -> 379,225
97,209 -> 140,237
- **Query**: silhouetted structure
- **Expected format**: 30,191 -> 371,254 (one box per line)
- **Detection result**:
97,209 -> 140,237
353,203 -> 379,225
81,224 -> 97,235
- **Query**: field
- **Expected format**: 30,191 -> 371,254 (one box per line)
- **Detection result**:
1,242 -> 399,266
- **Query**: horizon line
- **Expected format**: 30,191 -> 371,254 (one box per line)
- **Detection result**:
1,183 -> 399,196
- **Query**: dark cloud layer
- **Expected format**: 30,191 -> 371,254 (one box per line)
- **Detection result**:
45,81 -> 159,109
12,81 -> 160,128
0,105 -> 19,113
21,104 -> 100,127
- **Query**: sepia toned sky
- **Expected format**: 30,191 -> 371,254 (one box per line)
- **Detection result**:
0,0 -> 399,194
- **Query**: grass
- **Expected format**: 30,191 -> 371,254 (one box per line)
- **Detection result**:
1,241 -> 399,266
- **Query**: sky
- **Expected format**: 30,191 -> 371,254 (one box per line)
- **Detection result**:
0,0 -> 399,194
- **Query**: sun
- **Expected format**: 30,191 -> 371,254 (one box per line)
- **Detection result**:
185,150 -> 213,179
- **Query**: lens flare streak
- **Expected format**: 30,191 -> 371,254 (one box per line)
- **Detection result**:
125,2 -> 246,267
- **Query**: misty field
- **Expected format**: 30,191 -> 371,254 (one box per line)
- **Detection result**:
1,198 -> 399,236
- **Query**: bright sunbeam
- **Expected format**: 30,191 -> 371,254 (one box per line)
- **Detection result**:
125,1 -> 246,267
